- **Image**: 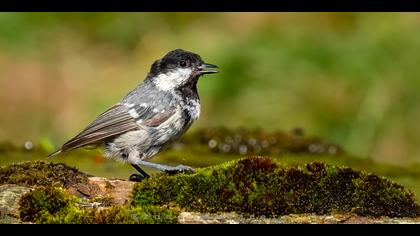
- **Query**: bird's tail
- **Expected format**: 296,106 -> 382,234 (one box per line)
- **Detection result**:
47,149 -> 62,159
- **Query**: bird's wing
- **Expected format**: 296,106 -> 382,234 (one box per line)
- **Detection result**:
49,103 -> 176,156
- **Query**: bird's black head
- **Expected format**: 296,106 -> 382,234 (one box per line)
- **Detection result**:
147,49 -> 218,91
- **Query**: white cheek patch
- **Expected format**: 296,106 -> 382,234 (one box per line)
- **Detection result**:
153,68 -> 192,91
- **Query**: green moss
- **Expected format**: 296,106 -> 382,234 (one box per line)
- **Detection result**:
36,205 -> 178,224
19,187 -> 73,222
132,156 -> 420,217
0,161 -> 89,188
10,157 -> 420,221
19,186 -> 178,224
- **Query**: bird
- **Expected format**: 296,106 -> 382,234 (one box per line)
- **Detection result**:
48,49 -> 219,181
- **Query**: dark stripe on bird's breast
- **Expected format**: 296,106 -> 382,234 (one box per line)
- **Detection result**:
181,108 -> 192,125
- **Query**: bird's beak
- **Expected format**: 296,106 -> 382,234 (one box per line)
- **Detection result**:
198,63 -> 219,74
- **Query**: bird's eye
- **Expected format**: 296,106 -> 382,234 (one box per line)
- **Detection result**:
179,60 -> 187,68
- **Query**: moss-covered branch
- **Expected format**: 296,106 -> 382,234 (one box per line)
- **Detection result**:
18,187 -> 178,224
133,156 -> 420,217
1,157 -> 419,224
0,161 -> 89,188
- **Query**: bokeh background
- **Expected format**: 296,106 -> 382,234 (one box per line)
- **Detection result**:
2,12 -> 420,190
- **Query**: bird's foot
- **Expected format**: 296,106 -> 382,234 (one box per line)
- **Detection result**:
129,173 -> 148,182
164,165 -> 195,175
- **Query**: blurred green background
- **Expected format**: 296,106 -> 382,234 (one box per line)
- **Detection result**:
1,13 -> 420,169
0,13 -> 420,164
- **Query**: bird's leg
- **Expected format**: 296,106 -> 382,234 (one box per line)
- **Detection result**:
134,160 -> 195,174
128,150 -> 150,182
131,164 -> 150,178
130,164 -> 150,181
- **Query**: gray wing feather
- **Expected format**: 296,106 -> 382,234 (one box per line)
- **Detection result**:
49,102 -> 176,157
59,104 -> 139,153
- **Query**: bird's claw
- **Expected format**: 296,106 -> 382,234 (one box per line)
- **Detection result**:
165,165 -> 195,175
175,165 -> 195,172
129,173 -> 148,182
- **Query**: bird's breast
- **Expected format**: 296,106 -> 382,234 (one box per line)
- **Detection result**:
183,98 -> 201,121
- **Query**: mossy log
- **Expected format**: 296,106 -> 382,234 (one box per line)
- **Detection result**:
1,157 -> 420,224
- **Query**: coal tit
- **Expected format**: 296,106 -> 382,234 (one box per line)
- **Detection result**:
49,49 -> 219,181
